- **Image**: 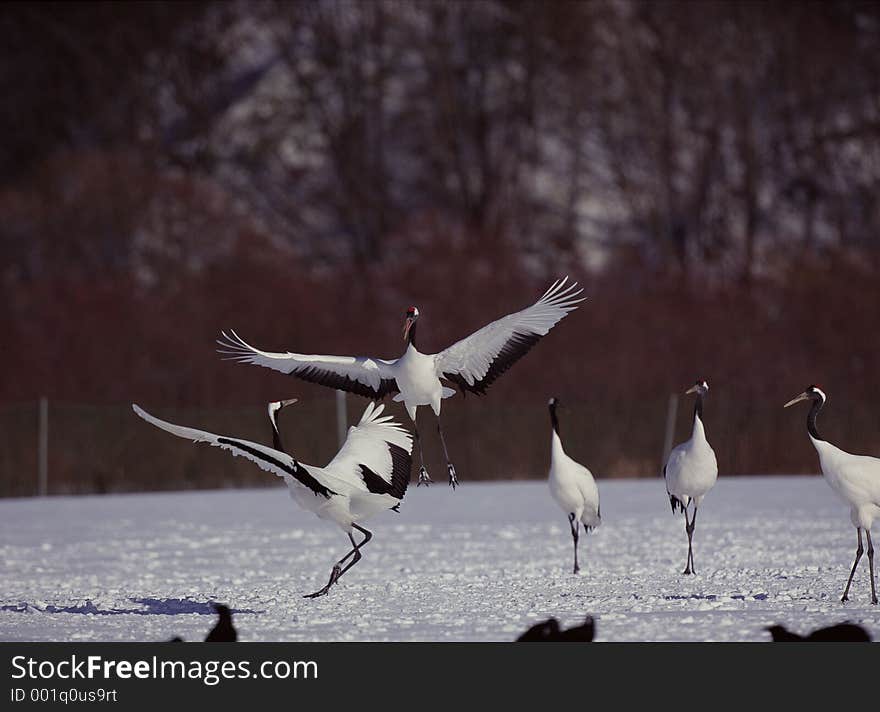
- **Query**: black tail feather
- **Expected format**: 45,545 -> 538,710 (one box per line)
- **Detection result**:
669,494 -> 686,514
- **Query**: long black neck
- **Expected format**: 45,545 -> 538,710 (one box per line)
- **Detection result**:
549,403 -> 560,435
271,415 -> 286,454
807,398 -> 823,441
407,320 -> 418,347
693,392 -> 704,422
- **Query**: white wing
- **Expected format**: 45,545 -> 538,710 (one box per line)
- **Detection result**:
217,330 -> 399,399
131,404 -> 338,498
325,402 -> 413,500
664,443 -> 687,482
434,278 -> 585,394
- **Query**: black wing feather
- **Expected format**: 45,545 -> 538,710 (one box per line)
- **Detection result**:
293,365 -> 399,399
442,332 -> 541,396
358,443 -> 411,501
217,437 -> 336,498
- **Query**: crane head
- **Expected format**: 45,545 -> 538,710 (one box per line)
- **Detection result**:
403,306 -> 419,342
784,385 -> 826,408
268,398 -> 298,426
685,379 -> 709,395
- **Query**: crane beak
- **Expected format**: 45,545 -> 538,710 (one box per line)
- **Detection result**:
269,398 -> 298,411
268,398 -> 298,422
685,385 -> 699,395
783,392 -> 809,408
403,317 -> 414,342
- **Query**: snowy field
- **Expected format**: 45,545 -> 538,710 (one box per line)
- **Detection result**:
2,476 -> 878,642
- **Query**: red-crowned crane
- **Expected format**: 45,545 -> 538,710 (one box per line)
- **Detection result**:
133,401 -> 412,598
218,278 -> 584,488
785,385 -> 880,604
547,398 -> 600,574
664,380 -> 718,575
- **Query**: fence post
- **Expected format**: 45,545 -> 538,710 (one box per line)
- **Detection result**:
661,393 -> 678,472
38,396 -> 48,496
335,390 -> 348,447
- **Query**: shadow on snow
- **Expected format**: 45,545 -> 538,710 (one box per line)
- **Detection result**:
0,598 -> 261,616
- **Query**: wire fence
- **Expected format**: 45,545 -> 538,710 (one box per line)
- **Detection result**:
1,388 -> 862,498
0,392 -> 675,498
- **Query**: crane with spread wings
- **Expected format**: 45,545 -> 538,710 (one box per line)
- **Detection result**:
218,278 -> 585,488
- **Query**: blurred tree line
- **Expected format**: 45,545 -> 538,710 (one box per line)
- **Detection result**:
1,0 -> 880,490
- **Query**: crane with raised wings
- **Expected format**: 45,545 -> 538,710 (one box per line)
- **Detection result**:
133,400 -> 412,598
218,278 -> 585,488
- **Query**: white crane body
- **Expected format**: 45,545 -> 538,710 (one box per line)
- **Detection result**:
547,398 -> 600,573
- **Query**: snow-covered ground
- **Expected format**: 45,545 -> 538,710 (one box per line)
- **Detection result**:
2,477 -> 878,642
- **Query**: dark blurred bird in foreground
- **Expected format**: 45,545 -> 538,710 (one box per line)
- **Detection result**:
205,603 -> 237,642
765,623 -> 871,642
168,603 -> 238,642
516,616 -> 595,642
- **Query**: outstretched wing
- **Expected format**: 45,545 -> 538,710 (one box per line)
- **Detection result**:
217,330 -> 399,399
131,404 -> 337,498
326,402 -> 413,501
434,277 -> 585,395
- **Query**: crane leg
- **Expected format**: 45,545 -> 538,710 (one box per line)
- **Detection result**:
841,528 -> 864,602
866,530 -> 877,605
568,513 -> 580,574
436,417 -> 458,489
413,427 -> 431,486
683,506 -> 696,575
333,525 -> 372,580
304,526 -> 373,599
